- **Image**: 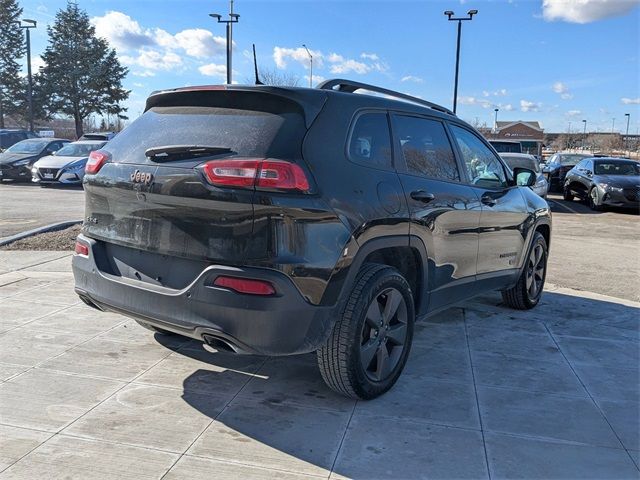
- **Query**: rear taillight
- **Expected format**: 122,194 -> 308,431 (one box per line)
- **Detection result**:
74,241 -> 89,256
213,276 -> 276,296
202,159 -> 309,192
85,150 -> 110,174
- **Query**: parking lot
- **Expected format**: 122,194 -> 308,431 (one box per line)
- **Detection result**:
0,184 -> 84,240
0,188 -> 638,479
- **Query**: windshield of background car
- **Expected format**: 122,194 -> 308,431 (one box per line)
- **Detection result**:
501,155 -> 540,173
5,140 -> 47,154
55,142 -> 105,157
556,154 -> 589,166
104,102 -> 306,163
594,161 -> 640,176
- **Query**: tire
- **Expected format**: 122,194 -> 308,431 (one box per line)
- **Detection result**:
317,263 -> 415,400
588,187 -> 603,211
501,232 -> 548,310
563,187 -> 574,202
135,320 -> 176,335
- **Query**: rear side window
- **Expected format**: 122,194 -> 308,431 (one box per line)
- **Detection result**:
348,112 -> 392,169
394,115 -> 460,181
103,92 -> 307,164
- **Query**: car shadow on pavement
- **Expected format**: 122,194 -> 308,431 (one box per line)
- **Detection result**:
152,290 -> 640,478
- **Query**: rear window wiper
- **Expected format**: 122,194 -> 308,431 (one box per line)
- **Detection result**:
145,145 -> 233,161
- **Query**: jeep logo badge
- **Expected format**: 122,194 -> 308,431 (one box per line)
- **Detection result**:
130,170 -> 153,184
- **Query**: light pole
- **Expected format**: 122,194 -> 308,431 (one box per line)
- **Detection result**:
16,19 -> 37,131
302,44 -> 313,88
444,9 -> 478,114
210,1 -> 239,85
611,117 -> 615,134
493,108 -> 499,134
582,119 -> 587,149
624,113 -> 630,154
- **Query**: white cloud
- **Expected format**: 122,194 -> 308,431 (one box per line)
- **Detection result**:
273,47 -> 385,75
132,70 -> 155,77
92,11 -> 154,51
621,97 -> 640,104
483,88 -> 508,97
198,63 -> 227,78
360,52 -> 379,60
500,103 -> 515,111
401,75 -> 424,83
552,81 -> 568,93
121,49 -> 183,71
273,47 -> 321,69
459,96 -> 494,108
520,99 -> 542,112
329,58 -> 370,74
173,29 -> 226,58
542,0 -> 639,24
566,109 -> 582,117
132,82 -> 145,88
552,81 -> 574,100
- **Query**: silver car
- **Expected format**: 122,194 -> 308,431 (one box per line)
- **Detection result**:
32,140 -> 106,185
500,153 -> 548,198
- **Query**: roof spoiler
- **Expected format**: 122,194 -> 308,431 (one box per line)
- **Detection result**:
145,85 -> 327,128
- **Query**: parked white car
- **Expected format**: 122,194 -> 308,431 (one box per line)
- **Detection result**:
32,140 -> 106,186
500,152 -> 548,198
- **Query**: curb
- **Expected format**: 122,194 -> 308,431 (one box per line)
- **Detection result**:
0,220 -> 82,247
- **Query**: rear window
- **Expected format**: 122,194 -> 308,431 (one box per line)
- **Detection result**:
501,155 -> 540,173
103,100 -> 307,164
490,141 -> 522,153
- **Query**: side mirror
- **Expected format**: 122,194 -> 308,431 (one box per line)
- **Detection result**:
585,170 -> 593,176
513,167 -> 536,187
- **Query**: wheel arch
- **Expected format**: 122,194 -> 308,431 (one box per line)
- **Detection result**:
321,235 -> 429,316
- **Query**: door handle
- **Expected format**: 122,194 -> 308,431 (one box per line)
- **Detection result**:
410,190 -> 435,203
481,193 -> 497,206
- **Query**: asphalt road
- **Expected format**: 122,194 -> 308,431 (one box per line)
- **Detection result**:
1,182 -> 638,301
0,183 -> 85,240
546,193 -> 640,302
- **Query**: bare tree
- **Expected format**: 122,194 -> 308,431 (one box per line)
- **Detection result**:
246,68 -> 300,87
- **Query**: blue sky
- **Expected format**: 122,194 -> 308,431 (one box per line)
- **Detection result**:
19,0 -> 640,133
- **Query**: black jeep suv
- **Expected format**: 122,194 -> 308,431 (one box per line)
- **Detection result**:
73,79 -> 551,399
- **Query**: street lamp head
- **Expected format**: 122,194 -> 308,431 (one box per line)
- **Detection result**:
468,9 -> 478,16
209,13 -> 221,20
625,113 -> 630,117
22,18 -> 37,26
444,10 -> 454,17
230,13 -> 240,20
494,108 -> 499,112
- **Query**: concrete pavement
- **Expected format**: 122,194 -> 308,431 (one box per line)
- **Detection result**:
0,252 -> 638,479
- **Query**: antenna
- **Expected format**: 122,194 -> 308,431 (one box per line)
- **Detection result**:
253,44 -> 264,85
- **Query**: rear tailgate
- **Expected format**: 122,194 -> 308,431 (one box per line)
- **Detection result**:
83,88 -> 325,266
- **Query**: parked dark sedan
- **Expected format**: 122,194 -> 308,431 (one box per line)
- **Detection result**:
0,138 -> 69,182
542,152 -> 592,191
564,157 -> 640,210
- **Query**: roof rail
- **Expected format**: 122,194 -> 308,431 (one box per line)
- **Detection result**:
317,79 -> 455,116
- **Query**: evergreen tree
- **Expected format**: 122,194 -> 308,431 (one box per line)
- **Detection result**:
0,0 -> 26,128
40,1 -> 129,138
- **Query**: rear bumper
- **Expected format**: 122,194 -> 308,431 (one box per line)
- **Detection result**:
72,235 -> 335,356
